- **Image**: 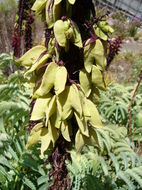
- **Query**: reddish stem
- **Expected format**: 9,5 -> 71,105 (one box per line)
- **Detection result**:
128,71 -> 142,138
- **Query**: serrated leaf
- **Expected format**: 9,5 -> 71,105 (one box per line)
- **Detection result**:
54,66 -> 67,95
23,177 -> 36,190
31,94 -> 52,121
37,175 -> 49,185
8,146 -> 18,162
17,46 -> 46,67
39,183 -> 50,190
34,62 -> 58,97
100,157 -> 109,176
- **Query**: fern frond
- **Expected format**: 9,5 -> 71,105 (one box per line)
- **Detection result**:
23,177 -> 36,190
117,170 -> 135,190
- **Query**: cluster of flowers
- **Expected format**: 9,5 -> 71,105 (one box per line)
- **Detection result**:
107,36 -> 122,68
12,0 -> 34,57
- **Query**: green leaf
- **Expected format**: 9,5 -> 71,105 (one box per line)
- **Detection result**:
46,0 -> 54,28
75,130 -> 85,152
17,45 -> 46,67
34,62 -> 58,97
84,128 -> 99,147
41,120 -> 59,157
54,20 -> 67,47
8,146 -> 18,162
74,112 -> 89,137
37,175 -> 49,185
54,0 -> 62,5
70,84 -> 82,117
100,157 -> 109,176
94,26 -> 107,41
25,54 -> 50,75
23,177 -> 36,190
31,95 -> 52,121
71,23 -> 83,48
45,95 -> 56,125
57,86 -> 72,120
86,99 -> 103,128
54,66 -> 67,95
65,27 -> 73,39
61,120 -> 71,142
90,86 -> 100,104
79,69 -> 91,97
68,0 -> 76,4
79,91 -> 90,118
26,123 -> 44,149
53,1 -> 62,25
91,65 -> 105,90
99,21 -> 114,33
51,110 -> 62,129
84,39 -> 106,72
32,0 -> 47,14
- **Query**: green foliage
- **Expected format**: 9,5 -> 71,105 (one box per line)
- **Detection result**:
67,125 -> 142,190
0,0 -> 16,13
0,73 -> 31,137
1,1 -> 141,190
99,83 -> 142,128
99,84 -> 130,125
0,135 -> 50,190
0,53 -> 51,190
0,53 -> 31,137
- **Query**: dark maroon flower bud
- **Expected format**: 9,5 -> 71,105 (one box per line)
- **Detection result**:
107,36 -> 122,69
12,0 -> 35,57
24,12 -> 34,52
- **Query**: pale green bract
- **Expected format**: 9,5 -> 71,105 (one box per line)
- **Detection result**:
32,0 -> 47,14
54,20 -> 67,47
17,45 -> 46,67
17,0 -> 110,157
84,39 -> 106,73
54,19 -> 82,49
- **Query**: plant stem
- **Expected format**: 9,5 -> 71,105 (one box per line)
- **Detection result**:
48,137 -> 71,190
128,71 -> 142,137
